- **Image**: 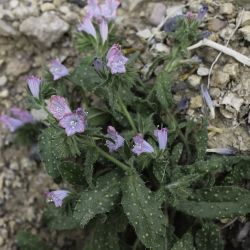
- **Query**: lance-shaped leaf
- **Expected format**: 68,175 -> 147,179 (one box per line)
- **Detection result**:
173,186 -> 250,219
84,150 -> 99,187
121,171 -> 167,249
74,171 -> 121,227
38,128 -> 70,179
195,223 -> 224,250
171,232 -> 195,250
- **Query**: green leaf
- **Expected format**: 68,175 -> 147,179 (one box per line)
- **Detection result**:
74,171 -> 121,227
84,150 -> 99,187
174,186 -> 250,219
59,161 -> 85,185
195,223 -> 224,250
121,171 -> 167,249
153,160 -> 170,184
38,127 -> 70,179
16,231 -> 51,250
171,232 -> 195,250
70,56 -> 102,92
43,206 -> 79,230
170,143 -> 184,165
87,107 -> 111,127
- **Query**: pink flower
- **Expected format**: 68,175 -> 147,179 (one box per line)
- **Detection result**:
47,95 -> 72,120
106,44 -> 128,74
26,75 -> 42,98
78,15 -> 97,38
49,59 -> 69,81
100,0 -> 120,21
154,128 -> 168,150
86,0 -> 102,19
0,108 -> 33,132
132,134 -> 154,156
45,190 -> 70,207
99,19 -> 108,43
59,111 -> 86,136
105,126 -> 124,152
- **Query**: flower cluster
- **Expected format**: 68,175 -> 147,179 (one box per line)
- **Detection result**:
48,95 -> 86,136
78,0 -> 120,44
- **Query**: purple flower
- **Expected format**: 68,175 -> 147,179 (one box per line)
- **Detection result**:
105,126 -> 124,152
48,95 -> 72,120
93,57 -> 103,72
154,128 -> 168,150
197,4 -> 208,22
78,15 -> 97,38
100,0 -> 120,21
0,108 -> 33,132
106,44 -> 128,74
26,75 -> 42,98
49,59 -> 69,81
201,84 -> 215,119
10,107 -> 34,123
132,134 -> 154,156
99,19 -> 108,43
45,190 -> 70,207
86,0 -> 102,19
59,111 -> 86,136
206,148 -> 236,155
0,115 -> 25,132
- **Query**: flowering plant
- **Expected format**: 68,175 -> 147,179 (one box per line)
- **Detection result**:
2,2 -> 250,249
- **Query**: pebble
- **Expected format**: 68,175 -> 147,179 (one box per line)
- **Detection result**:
0,20 -> 19,37
0,89 -> 9,98
153,43 -> 170,53
211,71 -> 230,88
223,63 -> 239,79
9,0 -> 19,9
137,29 -> 152,40
220,3 -> 234,15
0,235 -> 4,246
41,3 -> 56,12
197,66 -> 210,76
149,3 -> 166,26
239,26 -> 250,42
188,74 -> 201,87
190,95 -> 203,109
0,75 -> 7,86
210,87 -> 221,99
221,92 -> 244,112
240,11 -> 250,26
207,18 -> 227,32
6,58 -> 31,77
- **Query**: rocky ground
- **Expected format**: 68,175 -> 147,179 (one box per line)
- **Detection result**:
0,0 -> 250,249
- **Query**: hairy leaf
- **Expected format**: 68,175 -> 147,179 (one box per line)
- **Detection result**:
84,150 -> 99,187
121,171 -> 167,249
74,171 -> 121,227
171,232 -> 195,250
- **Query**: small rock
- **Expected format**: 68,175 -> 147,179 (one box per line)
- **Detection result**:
9,0 -> 19,9
137,29 -> 152,40
0,75 -> 7,86
41,3 -> 56,12
54,0 -> 66,7
190,95 -> 203,109
166,5 -> 183,18
13,5 -> 39,20
128,0 -> 143,11
221,92 -> 244,112
0,235 -> 4,246
207,18 -> 227,32
210,87 -> 221,99
20,12 -> 69,47
239,26 -> 250,42
153,43 -> 170,53
240,11 -> 250,26
6,58 -> 30,77
149,3 -> 166,26
211,71 -> 230,88
59,5 -> 71,15
0,20 -> 19,37
220,3 -> 234,15
0,89 -> 9,98
197,66 -> 210,76
223,63 -> 239,79
220,26 -> 235,41
188,74 -> 201,87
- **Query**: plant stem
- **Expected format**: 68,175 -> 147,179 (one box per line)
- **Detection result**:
118,96 -> 137,132
94,145 -> 131,172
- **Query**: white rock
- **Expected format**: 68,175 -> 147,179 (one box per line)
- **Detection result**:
0,89 -> 9,98
137,29 -> 152,40
149,3 -> 166,26
6,58 -> 30,77
154,43 -> 170,53
239,26 -> 250,42
13,5 -> 39,20
20,12 -> 69,47
188,74 -> 201,87
166,5 -> 184,19
211,71 -> 230,87
221,92 -> 244,112
9,0 -> 19,9
0,20 -> 19,37
0,75 -> 7,86
197,66 -> 210,76
240,11 -> 250,26
223,63 -> 239,78
41,3 -> 56,12
220,3 -> 234,15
